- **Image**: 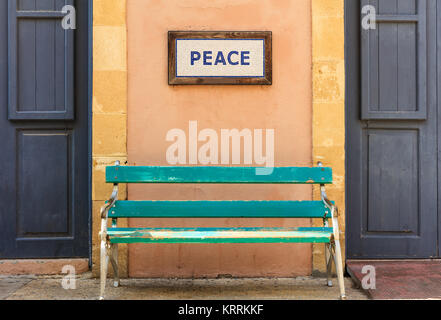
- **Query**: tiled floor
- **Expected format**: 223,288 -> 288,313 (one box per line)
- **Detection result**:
347,260 -> 441,300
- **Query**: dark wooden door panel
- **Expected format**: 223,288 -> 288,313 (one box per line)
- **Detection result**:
361,0 -> 426,120
8,0 -> 74,120
365,129 -> 419,234
17,130 -> 72,238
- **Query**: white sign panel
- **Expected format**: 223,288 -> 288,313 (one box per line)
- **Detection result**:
169,31 -> 272,85
175,39 -> 265,78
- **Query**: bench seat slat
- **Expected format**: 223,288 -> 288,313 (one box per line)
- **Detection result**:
106,166 -> 332,184
108,227 -> 333,244
109,201 -> 332,218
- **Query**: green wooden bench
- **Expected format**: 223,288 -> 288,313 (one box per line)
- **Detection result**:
99,162 -> 346,300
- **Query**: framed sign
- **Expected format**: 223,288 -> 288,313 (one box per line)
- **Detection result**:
168,31 -> 272,85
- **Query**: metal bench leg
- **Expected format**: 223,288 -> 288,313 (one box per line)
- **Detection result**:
325,243 -> 333,287
99,239 -> 109,300
333,240 -> 346,300
99,214 -> 110,300
110,243 -> 120,288
324,219 -> 333,287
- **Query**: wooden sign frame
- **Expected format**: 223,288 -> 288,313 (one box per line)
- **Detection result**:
168,31 -> 272,85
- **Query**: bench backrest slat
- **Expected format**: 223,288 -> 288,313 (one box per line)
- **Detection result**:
106,166 -> 332,184
109,201 -> 332,219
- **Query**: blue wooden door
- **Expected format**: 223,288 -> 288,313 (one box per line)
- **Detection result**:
346,0 -> 439,258
0,0 -> 90,258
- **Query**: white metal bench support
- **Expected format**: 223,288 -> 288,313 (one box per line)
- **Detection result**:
99,229 -> 108,301
99,176 -> 119,300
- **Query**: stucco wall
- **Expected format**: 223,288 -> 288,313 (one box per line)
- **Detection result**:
127,0 -> 314,278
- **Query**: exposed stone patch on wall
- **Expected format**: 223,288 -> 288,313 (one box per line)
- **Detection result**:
92,0 -> 128,277
312,0 -> 345,275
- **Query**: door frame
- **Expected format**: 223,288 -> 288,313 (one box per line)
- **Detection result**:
87,0 -> 93,267
437,0 -> 441,258
344,0 -> 360,261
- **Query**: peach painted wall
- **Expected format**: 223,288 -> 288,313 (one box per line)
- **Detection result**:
127,0 -> 313,278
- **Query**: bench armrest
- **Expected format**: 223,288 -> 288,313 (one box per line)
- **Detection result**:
100,184 -> 119,219
320,184 -> 341,243
101,161 -> 121,219
317,161 -> 338,219
320,184 -> 338,218
99,183 -> 118,243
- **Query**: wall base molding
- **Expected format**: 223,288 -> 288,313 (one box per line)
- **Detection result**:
0,259 -> 89,276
